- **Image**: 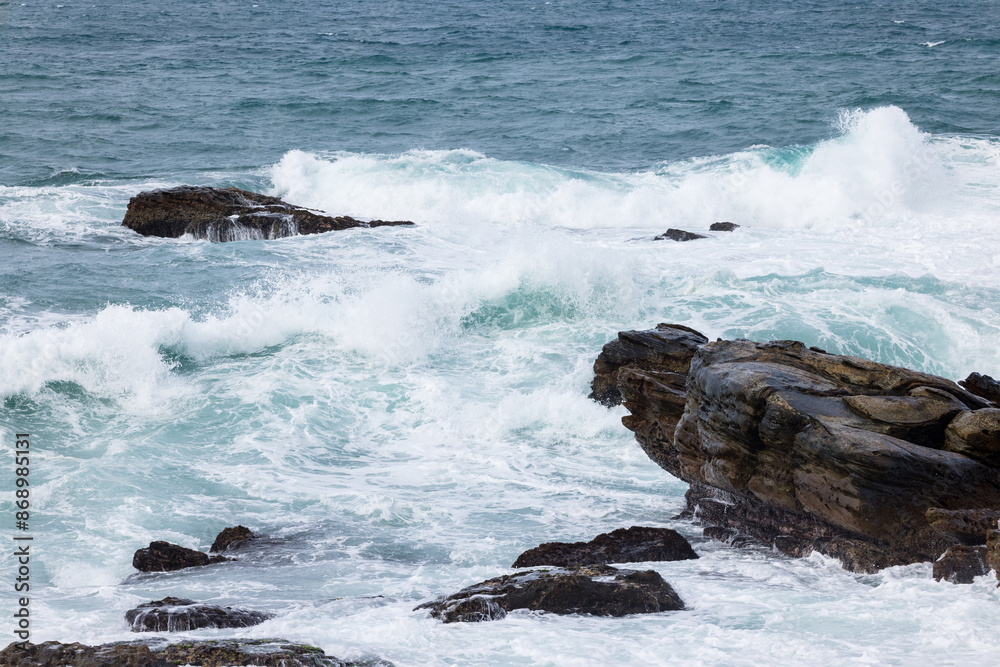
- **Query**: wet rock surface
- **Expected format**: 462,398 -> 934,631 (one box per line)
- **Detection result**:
512,526 -> 698,567
416,565 -> 684,623
132,541 -> 228,572
933,545 -> 990,584
121,186 -> 413,241
0,639 -> 364,667
595,325 -> 1000,572
126,597 -> 270,632
709,221 -> 740,231
959,372 -> 1000,405
654,228 -> 707,242
210,525 -> 255,553
589,323 -> 707,408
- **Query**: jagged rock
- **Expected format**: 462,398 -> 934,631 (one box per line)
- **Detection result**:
589,323 -> 707,408
925,507 -> 1000,545
512,526 -> 698,567
654,228 -> 707,242
210,525 -> 255,553
416,565 -> 684,623
132,541 -> 228,572
943,409 -> 1000,468
601,332 -> 1000,572
121,186 -> 413,241
0,639 -> 362,667
709,222 -> 740,232
126,597 -> 270,632
959,372 -> 1000,405
933,545 -> 989,584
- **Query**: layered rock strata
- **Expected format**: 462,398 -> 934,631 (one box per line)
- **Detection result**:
122,186 -> 413,241
594,324 -> 1000,573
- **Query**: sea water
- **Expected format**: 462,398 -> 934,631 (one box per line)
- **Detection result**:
2,1 -> 1000,665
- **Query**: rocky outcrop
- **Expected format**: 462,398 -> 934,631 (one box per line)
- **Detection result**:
709,222 -> 740,232
210,525 -> 255,553
589,323 -> 707,407
933,545 -> 989,584
654,228 -> 706,242
132,541 -> 229,572
960,372 -> 1000,404
416,565 -> 684,623
512,526 -> 698,567
126,597 -> 270,632
121,186 -> 413,241
595,324 -> 1000,572
0,639 -> 361,667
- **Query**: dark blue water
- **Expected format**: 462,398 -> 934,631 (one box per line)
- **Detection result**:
3,0 -> 999,184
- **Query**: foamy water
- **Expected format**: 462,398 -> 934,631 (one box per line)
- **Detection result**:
3,108 -> 1000,665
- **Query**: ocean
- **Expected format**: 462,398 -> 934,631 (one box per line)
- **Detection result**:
2,0 -> 1000,664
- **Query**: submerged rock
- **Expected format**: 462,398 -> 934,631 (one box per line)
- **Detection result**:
126,597 -> 270,632
121,186 -> 413,241
210,525 -> 255,553
654,228 -> 707,242
132,541 -> 228,572
0,639 -> 364,667
709,221 -> 740,231
933,545 -> 990,584
595,327 -> 1000,572
416,565 -> 684,623
589,323 -> 708,407
512,526 -> 698,567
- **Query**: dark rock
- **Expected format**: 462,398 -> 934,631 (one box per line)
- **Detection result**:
589,323 -> 707,408
121,186 -> 413,241
0,639 -> 362,667
654,228 -> 707,242
943,409 -> 1000,468
925,507 -> 1000,545
132,541 -> 228,572
604,333 -> 1000,573
210,525 -> 254,553
416,565 -> 684,623
709,222 -> 740,232
987,530 -> 1000,583
959,372 -> 1000,405
125,597 -> 270,632
933,545 -> 989,584
512,526 -> 698,567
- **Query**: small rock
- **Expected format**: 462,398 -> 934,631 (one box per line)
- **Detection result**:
653,228 -> 707,242
132,541 -> 228,572
512,526 -> 698,567
709,222 -> 740,232
125,597 -> 270,632
987,530 -> 1000,583
933,545 -> 989,584
210,525 -> 255,553
415,565 -> 684,623
959,372 -> 1000,405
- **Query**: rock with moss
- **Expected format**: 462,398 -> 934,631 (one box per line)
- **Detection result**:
416,565 -> 684,623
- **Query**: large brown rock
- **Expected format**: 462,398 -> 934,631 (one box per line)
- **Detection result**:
121,186 -> 413,241
598,329 -> 1000,572
416,565 -> 684,623
512,526 -> 698,567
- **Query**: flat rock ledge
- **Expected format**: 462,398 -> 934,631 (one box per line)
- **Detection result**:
416,565 -> 684,623
0,638 -> 363,667
512,526 -> 698,567
122,186 -> 413,241
593,323 -> 1000,574
126,597 -> 270,632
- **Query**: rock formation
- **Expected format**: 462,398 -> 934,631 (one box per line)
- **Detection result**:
126,597 -> 270,632
654,228 -> 707,242
132,541 -> 229,572
210,525 -> 255,553
0,639 -> 362,667
933,546 -> 989,584
593,324 -> 1000,573
512,526 -> 698,567
121,186 -> 413,241
416,565 -> 684,623
709,222 -> 740,232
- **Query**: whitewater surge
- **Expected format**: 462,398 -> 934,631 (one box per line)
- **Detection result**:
3,108 -> 1000,665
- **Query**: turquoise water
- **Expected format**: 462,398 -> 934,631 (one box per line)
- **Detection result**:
3,1 -> 1000,665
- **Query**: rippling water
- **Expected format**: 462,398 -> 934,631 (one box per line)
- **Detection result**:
3,1 -> 1000,665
